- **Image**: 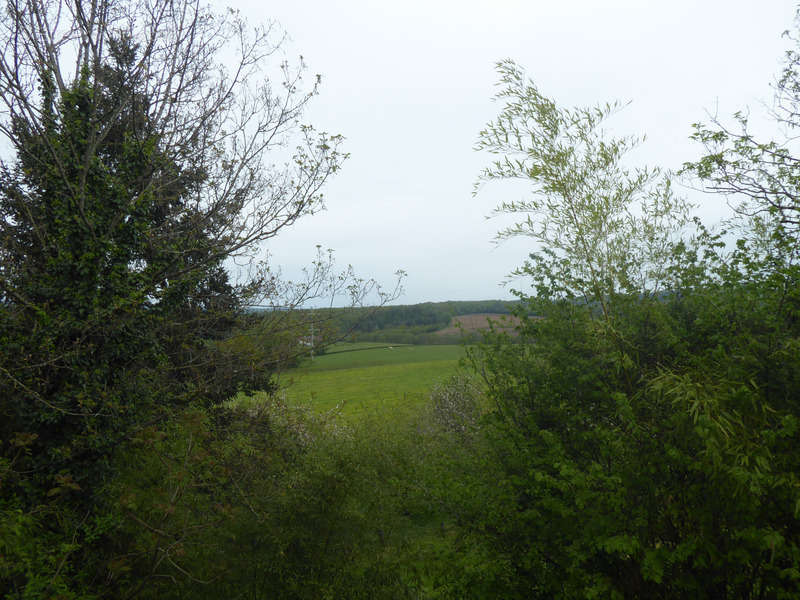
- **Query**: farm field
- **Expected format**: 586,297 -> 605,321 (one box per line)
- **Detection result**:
434,312 -> 520,337
237,343 -> 466,419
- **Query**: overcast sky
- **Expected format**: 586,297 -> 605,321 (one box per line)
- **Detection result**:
229,0 -> 798,306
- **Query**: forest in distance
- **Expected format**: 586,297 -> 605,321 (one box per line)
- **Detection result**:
2,0 -> 800,598
252,299 -> 523,346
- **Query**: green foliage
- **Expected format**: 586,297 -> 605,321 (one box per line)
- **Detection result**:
476,59 -> 690,304
102,395 -> 481,599
4,3 -> 800,598
429,373 -> 483,435
0,1 -> 342,595
464,58 -> 800,598
469,280 -> 800,597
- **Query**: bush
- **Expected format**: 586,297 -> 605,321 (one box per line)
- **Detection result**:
429,374 -> 483,435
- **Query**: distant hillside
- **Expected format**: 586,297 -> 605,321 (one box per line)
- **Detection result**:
315,301 -> 523,345
250,299 -> 525,346
330,299 -> 520,334
434,313 -> 521,337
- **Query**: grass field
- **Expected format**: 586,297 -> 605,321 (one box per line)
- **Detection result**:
236,343 -> 466,419
299,342 -> 464,370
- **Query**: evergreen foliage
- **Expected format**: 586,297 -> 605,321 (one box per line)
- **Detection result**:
0,0 -> 352,595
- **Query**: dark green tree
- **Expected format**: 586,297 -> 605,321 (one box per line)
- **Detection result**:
0,0 -> 352,595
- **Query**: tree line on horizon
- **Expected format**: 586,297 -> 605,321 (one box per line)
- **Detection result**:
293,299 -> 520,345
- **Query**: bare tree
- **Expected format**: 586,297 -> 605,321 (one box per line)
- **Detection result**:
0,0 -> 349,295
683,10 -> 800,237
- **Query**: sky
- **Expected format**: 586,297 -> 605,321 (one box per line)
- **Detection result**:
228,0 -> 798,306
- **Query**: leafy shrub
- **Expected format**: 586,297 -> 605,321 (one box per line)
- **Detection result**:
429,374 -> 483,435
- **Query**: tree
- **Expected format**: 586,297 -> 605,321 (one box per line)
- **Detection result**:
475,60 -> 688,306
467,60 -> 800,598
684,10 -> 800,237
474,59 -> 689,393
0,0 -> 373,595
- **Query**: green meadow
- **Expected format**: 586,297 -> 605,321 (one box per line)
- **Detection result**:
238,343 -> 465,418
